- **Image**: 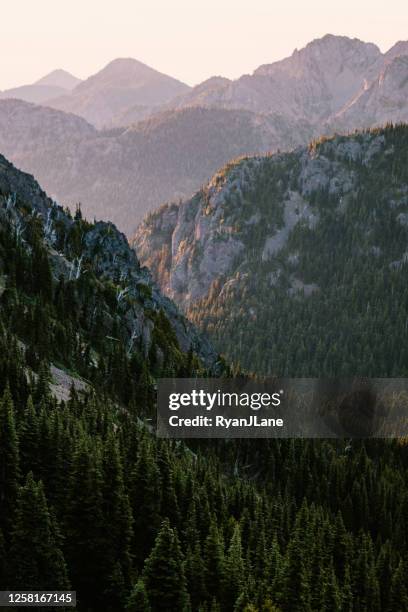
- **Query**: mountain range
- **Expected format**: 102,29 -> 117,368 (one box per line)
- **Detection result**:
164,35 -> 408,128
0,100 -> 313,231
0,35 -> 408,234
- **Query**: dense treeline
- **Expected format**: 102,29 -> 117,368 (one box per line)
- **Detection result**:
1,354 -> 408,611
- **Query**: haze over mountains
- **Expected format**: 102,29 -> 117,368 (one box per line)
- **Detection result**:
0,69 -> 81,104
0,34 -> 408,233
46,58 -> 191,128
0,100 -> 312,231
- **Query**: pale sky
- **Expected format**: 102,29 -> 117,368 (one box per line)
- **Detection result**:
1,0 -> 407,90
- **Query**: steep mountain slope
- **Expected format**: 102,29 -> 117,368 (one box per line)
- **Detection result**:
333,55 -> 408,130
46,58 -> 190,127
134,124 -> 408,376
0,152 -> 219,376
1,145 -> 408,612
0,69 -> 80,104
0,100 -> 314,233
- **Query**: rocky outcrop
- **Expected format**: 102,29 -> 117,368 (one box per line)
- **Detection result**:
134,125 -> 408,374
133,128 -> 399,309
0,153 -> 219,369
162,35 -> 408,134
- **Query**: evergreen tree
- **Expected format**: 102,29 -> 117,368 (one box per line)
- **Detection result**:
18,395 -> 39,476
143,519 -> 189,612
184,543 -> 207,610
279,529 -> 311,612
102,431 -> 133,607
0,528 -> 6,588
353,533 -> 381,612
64,438 -> 106,609
129,438 -> 161,566
126,579 -> 151,612
204,520 -> 225,604
9,472 -> 69,590
0,387 -> 19,537
222,523 -> 245,611
319,563 -> 341,612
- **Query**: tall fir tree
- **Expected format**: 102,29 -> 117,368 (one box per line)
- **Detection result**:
0,387 -> 19,537
143,519 -> 189,612
9,472 -> 69,590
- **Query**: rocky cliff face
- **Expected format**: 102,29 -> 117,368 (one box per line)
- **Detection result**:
133,125 -> 408,374
134,129 -> 386,305
0,153 -> 219,369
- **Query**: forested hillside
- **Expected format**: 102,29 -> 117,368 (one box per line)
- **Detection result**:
0,154 -> 408,611
135,124 -> 408,377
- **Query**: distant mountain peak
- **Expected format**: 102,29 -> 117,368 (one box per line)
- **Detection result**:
76,57 -> 189,91
304,33 -> 380,52
256,34 -> 381,76
384,40 -> 408,61
35,69 -> 81,90
47,57 -> 190,127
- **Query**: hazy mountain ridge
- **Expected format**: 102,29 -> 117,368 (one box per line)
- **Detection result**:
45,58 -> 191,128
0,101 -> 315,232
332,55 -> 408,129
1,35 -> 408,233
0,69 -> 81,104
134,124 -> 408,375
35,69 -> 82,90
164,35 -> 408,130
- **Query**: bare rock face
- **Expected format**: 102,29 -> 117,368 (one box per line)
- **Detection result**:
162,35 -> 408,137
133,128 -> 398,311
333,55 -> 408,129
